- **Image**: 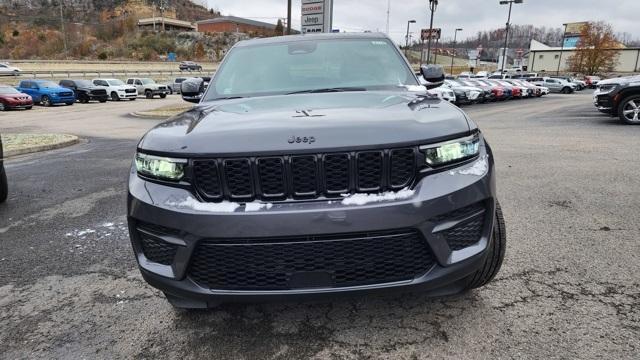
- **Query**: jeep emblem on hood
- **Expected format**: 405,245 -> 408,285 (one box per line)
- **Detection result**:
288,136 -> 316,144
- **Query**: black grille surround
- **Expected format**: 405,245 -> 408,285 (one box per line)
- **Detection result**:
192,147 -> 418,202
188,229 -> 435,291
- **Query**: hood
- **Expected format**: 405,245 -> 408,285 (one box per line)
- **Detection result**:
41,86 -> 71,93
138,91 -> 473,156
598,75 -> 640,86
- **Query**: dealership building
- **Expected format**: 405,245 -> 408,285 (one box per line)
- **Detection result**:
526,39 -> 640,73
197,16 -> 279,36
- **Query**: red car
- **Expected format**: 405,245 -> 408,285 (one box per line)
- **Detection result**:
0,85 -> 33,111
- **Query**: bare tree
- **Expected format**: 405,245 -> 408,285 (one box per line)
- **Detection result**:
567,22 -> 620,75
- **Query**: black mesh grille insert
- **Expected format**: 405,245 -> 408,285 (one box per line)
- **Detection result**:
442,215 -> 485,251
138,232 -> 179,265
188,230 -> 434,290
224,159 -> 253,198
193,160 -> 222,198
324,154 -> 350,193
390,149 -> 416,188
291,156 -> 317,196
357,151 -> 383,191
258,157 -> 286,198
193,148 -> 417,202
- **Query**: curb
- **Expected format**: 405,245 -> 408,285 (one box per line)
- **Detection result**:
5,136 -> 80,158
129,111 -> 171,120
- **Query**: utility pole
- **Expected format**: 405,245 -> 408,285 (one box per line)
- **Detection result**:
451,28 -> 462,75
159,0 -> 167,32
386,0 -> 391,35
425,0 -> 438,64
287,0 -> 291,35
433,37 -> 439,64
405,20 -> 416,57
499,0 -> 523,74
59,0 -> 67,55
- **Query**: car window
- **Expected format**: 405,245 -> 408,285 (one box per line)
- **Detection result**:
175,78 -> 186,83
135,80 -> 142,85
209,38 -> 417,100
0,64 -> 6,68
141,79 -> 154,84
127,79 -> 134,84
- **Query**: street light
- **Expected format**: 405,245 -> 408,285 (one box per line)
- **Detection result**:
425,0 -> 438,64
405,20 -> 416,57
498,0 -> 523,74
450,28 -> 463,75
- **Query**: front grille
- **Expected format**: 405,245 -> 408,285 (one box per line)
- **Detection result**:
431,202 -> 486,251
188,229 -> 434,290
137,222 -> 180,265
91,89 -> 107,96
192,148 -> 417,202
125,88 -> 136,93
158,86 -> 166,90
59,92 -> 73,97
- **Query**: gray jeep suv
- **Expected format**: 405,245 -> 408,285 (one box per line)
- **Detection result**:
127,33 -> 506,309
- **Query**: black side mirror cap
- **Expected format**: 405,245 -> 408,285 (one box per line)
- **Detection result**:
181,78 -> 205,104
420,64 -> 445,89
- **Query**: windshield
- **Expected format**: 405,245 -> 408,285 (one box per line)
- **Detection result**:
141,78 -> 154,84
38,81 -> 59,88
0,87 -> 20,94
206,38 -> 417,100
75,80 -> 92,87
107,79 -> 125,86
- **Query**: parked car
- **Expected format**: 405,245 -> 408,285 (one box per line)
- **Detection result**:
0,63 -> 21,76
550,76 -> 586,90
126,78 -> 169,99
497,79 -> 531,98
443,79 -> 483,105
428,86 -> 456,103
584,76 -> 601,88
168,77 -> 188,94
0,85 -> 33,110
505,79 -> 542,97
593,75 -> 640,124
0,132 -> 6,203
465,79 -> 507,101
15,80 -> 75,107
458,79 -> 498,102
486,79 -> 521,98
128,33 -> 506,309
179,61 -> 203,71
92,78 -> 137,101
59,79 -> 108,103
528,77 -> 576,94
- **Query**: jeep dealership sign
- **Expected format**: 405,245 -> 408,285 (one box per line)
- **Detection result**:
301,0 -> 333,33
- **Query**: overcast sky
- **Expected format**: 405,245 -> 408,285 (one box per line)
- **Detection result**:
206,0 -> 639,45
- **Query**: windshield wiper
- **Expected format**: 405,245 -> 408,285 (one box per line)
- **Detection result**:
213,96 -> 244,100
286,87 -> 367,95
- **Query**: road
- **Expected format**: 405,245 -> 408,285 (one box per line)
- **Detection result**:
1,92 -> 639,359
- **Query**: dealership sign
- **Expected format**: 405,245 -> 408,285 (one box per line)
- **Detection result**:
301,0 -> 333,33
421,28 -> 441,41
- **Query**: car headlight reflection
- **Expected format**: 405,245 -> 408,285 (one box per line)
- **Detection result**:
420,134 -> 480,166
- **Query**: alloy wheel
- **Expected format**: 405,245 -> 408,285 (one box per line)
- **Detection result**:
0,102 -> 5,111
41,95 -> 51,107
622,99 -> 640,123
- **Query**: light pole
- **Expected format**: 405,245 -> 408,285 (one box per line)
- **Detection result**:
450,28 -> 462,75
425,0 -> 438,64
405,20 -> 416,57
556,23 -> 568,75
499,0 -> 523,74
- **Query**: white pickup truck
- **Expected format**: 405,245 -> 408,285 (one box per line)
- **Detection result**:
125,78 -> 169,99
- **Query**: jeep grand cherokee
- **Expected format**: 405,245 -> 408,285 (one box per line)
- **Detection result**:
127,33 -> 506,309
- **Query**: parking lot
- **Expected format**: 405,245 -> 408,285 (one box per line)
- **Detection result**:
0,91 -> 639,359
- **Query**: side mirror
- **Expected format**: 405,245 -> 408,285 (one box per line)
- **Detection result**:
420,64 -> 445,89
181,78 -> 205,104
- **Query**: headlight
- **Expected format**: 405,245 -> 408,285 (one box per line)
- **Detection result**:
420,134 -> 480,166
135,153 -> 186,181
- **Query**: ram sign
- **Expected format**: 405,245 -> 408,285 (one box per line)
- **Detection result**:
301,0 -> 333,33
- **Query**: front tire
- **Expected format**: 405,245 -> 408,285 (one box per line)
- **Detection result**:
618,95 -> 640,125
159,93 -> 167,99
111,92 -> 120,101
145,90 -> 153,99
41,95 -> 52,107
464,202 -> 506,290
0,102 -> 5,111
561,87 -> 571,94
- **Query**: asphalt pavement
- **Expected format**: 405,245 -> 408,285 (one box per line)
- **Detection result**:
0,92 -> 638,359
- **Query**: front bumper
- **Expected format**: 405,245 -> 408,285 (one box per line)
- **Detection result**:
118,92 -> 138,99
51,96 -> 76,104
127,148 -> 497,304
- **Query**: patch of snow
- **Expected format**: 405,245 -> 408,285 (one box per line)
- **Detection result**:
77,229 -> 96,236
341,188 -> 415,206
101,222 -> 115,228
244,202 -> 273,212
166,196 -> 240,213
404,85 -> 426,92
